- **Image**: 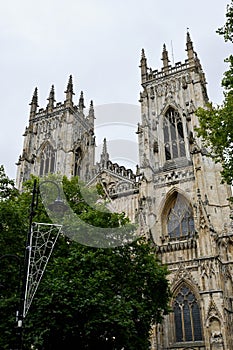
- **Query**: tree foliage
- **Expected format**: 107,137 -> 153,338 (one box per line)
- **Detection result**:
0,170 -> 170,350
195,1 -> 233,185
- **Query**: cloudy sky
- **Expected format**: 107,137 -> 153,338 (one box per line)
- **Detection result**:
0,0 -> 231,179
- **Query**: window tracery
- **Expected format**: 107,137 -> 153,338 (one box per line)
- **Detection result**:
173,284 -> 203,342
163,108 -> 186,160
74,147 -> 82,176
166,194 -> 194,239
39,143 -> 55,176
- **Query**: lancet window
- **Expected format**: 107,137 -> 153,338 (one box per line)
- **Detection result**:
173,284 -> 203,342
39,143 -> 55,176
163,108 -> 186,160
166,194 -> 195,239
74,147 -> 82,176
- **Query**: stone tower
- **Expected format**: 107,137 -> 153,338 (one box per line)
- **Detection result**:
138,33 -> 233,349
16,76 -> 96,189
15,33 -> 233,350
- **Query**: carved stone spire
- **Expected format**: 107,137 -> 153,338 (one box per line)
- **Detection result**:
88,100 -> 95,126
100,138 -> 109,167
47,85 -> 55,113
29,87 -> 38,121
161,44 -> 170,72
78,91 -> 85,111
186,30 -> 195,64
64,75 -> 74,107
140,48 -> 148,83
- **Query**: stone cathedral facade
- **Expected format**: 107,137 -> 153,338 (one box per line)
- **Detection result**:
16,33 -> 233,349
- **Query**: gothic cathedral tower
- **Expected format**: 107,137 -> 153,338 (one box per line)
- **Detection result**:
138,33 -> 233,349
15,33 -> 233,350
16,76 -> 96,189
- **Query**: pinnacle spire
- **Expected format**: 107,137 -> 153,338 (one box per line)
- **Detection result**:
29,87 -> 38,120
64,75 -> 74,107
65,75 -> 74,94
89,100 -> 95,117
100,138 -> 109,166
78,91 -> 85,111
140,48 -> 148,83
47,85 -> 55,112
186,30 -> 195,63
161,44 -> 170,71
30,87 -> 38,105
88,100 -> 95,127
141,48 -> 146,59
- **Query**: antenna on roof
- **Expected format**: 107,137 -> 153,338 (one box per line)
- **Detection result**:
171,40 -> 174,65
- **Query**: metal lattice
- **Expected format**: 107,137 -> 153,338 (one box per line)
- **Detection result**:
23,222 -> 62,317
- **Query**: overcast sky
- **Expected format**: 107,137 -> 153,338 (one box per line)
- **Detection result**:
0,0 -> 231,179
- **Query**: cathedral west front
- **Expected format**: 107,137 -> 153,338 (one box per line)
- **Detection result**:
16,33 -> 233,349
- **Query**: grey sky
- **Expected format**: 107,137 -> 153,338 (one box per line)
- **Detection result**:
0,0 -> 231,179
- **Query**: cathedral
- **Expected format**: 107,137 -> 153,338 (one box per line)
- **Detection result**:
16,33 -> 233,349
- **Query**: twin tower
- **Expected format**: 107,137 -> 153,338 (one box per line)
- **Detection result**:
16,33 -> 233,350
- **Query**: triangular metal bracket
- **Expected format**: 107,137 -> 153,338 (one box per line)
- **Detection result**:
23,222 -> 62,317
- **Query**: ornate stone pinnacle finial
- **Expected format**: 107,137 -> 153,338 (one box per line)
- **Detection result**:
47,85 -> 55,112
141,48 -> 146,59
140,48 -> 148,83
65,75 -> 74,107
186,30 -> 195,63
48,85 -> 55,101
65,75 -> 74,94
29,87 -> 39,120
161,44 -> 170,70
103,138 -> 107,154
89,100 -> 94,114
186,29 -> 191,43
30,87 -> 38,106
88,100 -> 95,123
100,138 -> 109,165
79,91 -> 85,110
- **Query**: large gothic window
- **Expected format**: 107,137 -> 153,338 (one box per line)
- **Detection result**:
74,147 -> 82,177
39,143 -> 55,176
167,194 -> 195,239
173,284 -> 203,342
163,108 -> 186,160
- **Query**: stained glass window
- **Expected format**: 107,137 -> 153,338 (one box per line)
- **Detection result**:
173,284 -> 203,342
163,108 -> 186,160
167,194 -> 195,239
39,143 -> 55,176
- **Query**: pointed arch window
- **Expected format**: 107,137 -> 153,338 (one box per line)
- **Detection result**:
74,147 -> 82,177
163,108 -> 186,160
39,143 -> 55,176
166,194 -> 195,239
173,284 -> 203,342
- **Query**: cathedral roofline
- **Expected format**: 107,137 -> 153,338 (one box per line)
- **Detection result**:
140,31 -> 206,86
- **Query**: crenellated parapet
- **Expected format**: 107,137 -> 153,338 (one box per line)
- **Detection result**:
140,32 -> 207,87
27,76 -> 95,132
16,75 -> 96,189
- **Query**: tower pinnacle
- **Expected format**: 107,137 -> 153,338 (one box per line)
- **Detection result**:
78,91 -> 85,111
161,44 -> 170,72
140,48 -> 148,83
100,138 -> 109,167
88,100 -> 95,125
64,75 -> 74,107
47,85 -> 55,113
186,30 -> 195,63
29,87 -> 38,120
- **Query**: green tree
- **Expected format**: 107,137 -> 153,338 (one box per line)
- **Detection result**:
195,1 -> 233,185
0,172 -> 170,350
0,166 -> 29,349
